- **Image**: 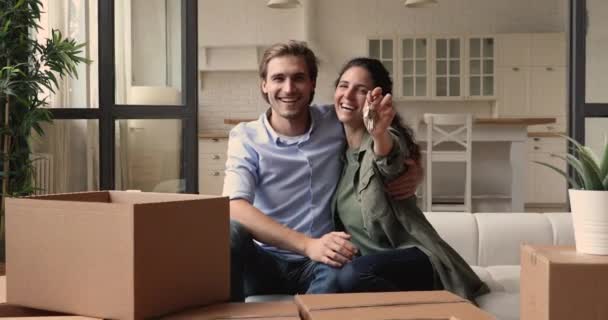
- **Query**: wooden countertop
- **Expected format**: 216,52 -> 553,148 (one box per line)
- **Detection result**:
199,132 -> 229,139
223,117 -> 556,126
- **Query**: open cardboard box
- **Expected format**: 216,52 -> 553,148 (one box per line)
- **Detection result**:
5,191 -> 229,320
520,244 -> 608,320
295,290 -> 495,320
163,301 -> 300,320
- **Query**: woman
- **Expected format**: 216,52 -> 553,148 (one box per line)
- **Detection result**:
332,57 -> 489,301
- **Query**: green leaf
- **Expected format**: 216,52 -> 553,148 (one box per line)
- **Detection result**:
578,148 -> 604,189
600,134 -> 608,180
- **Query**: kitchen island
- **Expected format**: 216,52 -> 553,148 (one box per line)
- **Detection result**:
416,117 -> 556,212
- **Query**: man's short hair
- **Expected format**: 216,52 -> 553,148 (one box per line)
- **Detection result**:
258,40 -> 319,103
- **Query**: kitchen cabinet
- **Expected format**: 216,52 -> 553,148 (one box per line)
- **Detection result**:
371,35 -> 495,100
368,38 -> 396,78
199,137 -> 228,195
526,137 -> 568,205
496,33 -> 566,123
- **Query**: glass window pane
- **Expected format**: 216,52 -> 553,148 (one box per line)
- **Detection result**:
470,60 -> 481,75
415,39 -> 426,58
403,77 -> 414,96
483,76 -> 494,96
31,120 -> 99,193
470,77 -> 481,96
115,119 -> 183,192
436,77 -> 447,96
470,38 -> 481,58
436,40 -> 447,59
449,77 -> 460,96
450,39 -> 460,58
585,118 -> 608,155
483,60 -> 494,74
370,40 -> 381,58
403,61 -> 414,75
39,0 -> 98,108
415,77 -> 427,96
483,38 -> 494,57
437,61 -> 447,75
402,39 -> 413,58
450,61 -> 460,75
585,0 -> 608,103
382,40 -> 393,59
382,61 -> 393,74
115,0 -> 183,105
416,61 -> 426,75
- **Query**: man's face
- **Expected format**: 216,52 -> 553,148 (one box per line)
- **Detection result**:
262,55 -> 315,122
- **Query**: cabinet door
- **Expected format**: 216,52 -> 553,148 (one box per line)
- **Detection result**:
497,34 -> 531,67
467,37 -> 495,97
434,37 -> 462,97
199,138 -> 228,195
529,66 -> 567,116
530,33 -> 566,67
400,37 -> 430,98
369,38 -> 395,78
534,152 -> 568,203
497,66 -> 529,116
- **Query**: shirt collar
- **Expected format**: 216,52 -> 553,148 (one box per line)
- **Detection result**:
261,107 -> 317,145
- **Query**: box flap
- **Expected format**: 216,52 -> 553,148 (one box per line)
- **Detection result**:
24,191 -> 111,203
164,302 -> 299,319
295,290 -> 465,312
525,245 -> 608,265
109,191 -> 227,204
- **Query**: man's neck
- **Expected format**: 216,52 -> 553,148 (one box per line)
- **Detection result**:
269,111 -> 311,137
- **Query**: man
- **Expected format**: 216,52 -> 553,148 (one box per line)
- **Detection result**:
223,41 -> 422,301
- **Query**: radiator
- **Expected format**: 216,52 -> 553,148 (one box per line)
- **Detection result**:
31,153 -> 53,195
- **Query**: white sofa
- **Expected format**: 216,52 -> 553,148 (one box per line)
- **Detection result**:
246,212 -> 575,320
424,212 -> 574,320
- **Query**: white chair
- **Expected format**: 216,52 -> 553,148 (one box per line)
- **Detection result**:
423,113 -> 473,212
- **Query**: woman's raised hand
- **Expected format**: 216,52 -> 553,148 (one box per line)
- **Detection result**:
364,87 -> 395,138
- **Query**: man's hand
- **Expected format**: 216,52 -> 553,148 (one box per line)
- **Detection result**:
304,232 -> 358,267
386,158 -> 424,200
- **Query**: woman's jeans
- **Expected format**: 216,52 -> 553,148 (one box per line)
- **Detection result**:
335,247 -> 437,293
230,220 -> 340,301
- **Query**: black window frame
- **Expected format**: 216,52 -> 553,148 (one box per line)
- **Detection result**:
49,0 -> 199,193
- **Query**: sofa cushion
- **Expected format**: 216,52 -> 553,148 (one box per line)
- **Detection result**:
423,212 -> 479,266
476,213 -> 554,266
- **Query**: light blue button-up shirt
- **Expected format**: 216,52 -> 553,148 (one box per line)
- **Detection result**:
223,104 -> 345,259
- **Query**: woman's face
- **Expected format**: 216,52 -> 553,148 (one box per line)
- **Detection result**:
334,66 -> 374,128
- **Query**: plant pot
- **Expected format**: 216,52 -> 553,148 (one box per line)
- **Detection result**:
569,189 -> 608,255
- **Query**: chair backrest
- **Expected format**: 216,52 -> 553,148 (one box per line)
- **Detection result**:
423,113 -> 473,151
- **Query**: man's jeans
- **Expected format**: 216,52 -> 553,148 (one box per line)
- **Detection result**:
335,247 -> 437,293
230,220 -> 340,301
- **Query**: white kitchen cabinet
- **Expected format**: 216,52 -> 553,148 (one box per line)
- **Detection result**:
529,66 -> 567,117
496,33 -> 566,124
433,37 -> 463,98
199,137 -> 228,195
466,37 -> 495,98
368,38 -> 396,78
526,137 -> 568,205
399,37 -> 430,99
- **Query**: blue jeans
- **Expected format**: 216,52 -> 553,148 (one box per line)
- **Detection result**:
335,247 -> 437,293
230,220 -> 340,301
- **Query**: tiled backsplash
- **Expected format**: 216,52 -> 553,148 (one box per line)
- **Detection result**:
199,71 -> 267,133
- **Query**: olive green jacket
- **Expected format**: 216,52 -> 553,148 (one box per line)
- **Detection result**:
333,130 -> 490,302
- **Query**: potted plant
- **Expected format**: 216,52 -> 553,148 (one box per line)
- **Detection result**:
535,135 -> 608,255
0,0 -> 90,262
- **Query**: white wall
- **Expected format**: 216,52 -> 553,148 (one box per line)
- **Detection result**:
197,0 -> 567,133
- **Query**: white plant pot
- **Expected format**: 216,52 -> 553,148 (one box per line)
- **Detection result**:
569,189 -> 608,255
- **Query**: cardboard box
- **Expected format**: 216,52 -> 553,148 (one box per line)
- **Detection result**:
520,244 -> 608,320
0,303 -> 101,319
295,290 -> 495,320
163,301 -> 299,320
6,191 -> 230,320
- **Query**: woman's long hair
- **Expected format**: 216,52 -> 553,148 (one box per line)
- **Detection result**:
335,57 -> 421,161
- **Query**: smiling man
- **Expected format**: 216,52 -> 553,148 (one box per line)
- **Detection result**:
223,41 -> 422,301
